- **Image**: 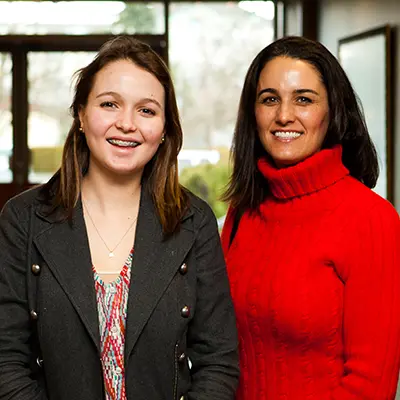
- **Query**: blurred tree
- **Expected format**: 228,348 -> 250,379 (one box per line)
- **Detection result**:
170,3 -> 274,149
112,3 -> 155,34
180,162 -> 230,219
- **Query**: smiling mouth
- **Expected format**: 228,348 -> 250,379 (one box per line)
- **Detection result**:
273,131 -> 303,139
107,138 -> 141,148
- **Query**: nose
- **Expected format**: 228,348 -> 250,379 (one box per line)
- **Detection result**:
115,110 -> 137,133
276,101 -> 295,125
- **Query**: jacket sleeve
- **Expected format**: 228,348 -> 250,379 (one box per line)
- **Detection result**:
186,204 -> 240,400
330,201 -> 400,399
0,200 -> 48,400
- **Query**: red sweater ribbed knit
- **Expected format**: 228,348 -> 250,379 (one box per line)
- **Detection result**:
221,146 -> 400,400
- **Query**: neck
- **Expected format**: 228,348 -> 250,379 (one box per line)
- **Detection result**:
82,166 -> 142,214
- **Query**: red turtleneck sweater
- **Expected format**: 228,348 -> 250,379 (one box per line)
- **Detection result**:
221,146 -> 400,400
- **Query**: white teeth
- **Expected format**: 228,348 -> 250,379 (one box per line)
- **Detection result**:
108,139 -> 139,147
274,131 -> 302,139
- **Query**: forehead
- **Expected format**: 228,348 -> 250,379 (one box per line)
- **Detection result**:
258,56 -> 324,90
91,59 -> 164,99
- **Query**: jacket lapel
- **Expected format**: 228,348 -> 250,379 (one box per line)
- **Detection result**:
33,202 -> 100,352
125,189 -> 194,361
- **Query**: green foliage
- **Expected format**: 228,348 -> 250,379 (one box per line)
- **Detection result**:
112,3 -> 155,34
180,162 -> 230,219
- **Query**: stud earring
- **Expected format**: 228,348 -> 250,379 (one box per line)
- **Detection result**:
79,127 -> 84,133
160,136 -> 165,144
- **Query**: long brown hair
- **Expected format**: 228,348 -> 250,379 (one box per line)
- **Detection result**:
43,36 -> 189,235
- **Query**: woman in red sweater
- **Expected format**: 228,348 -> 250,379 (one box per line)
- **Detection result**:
222,36 -> 400,399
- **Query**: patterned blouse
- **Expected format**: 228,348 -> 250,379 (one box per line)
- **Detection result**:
93,250 -> 133,400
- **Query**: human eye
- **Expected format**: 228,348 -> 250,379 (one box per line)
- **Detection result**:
100,101 -> 117,109
261,96 -> 279,105
296,96 -> 312,104
140,108 -> 156,116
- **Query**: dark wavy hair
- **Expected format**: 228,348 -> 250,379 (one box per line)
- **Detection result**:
223,36 -> 379,213
42,36 -> 189,234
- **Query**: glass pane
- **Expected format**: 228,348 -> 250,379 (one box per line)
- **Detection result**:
171,1 -> 275,224
0,1 -> 164,35
0,53 -> 12,183
28,52 -> 96,183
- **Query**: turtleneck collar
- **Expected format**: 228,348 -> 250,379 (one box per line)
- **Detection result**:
257,145 -> 349,200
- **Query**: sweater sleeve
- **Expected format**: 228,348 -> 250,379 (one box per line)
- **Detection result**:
331,200 -> 400,399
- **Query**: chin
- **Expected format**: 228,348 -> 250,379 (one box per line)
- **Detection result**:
272,155 -> 304,169
274,151 -> 318,168
106,163 -> 144,177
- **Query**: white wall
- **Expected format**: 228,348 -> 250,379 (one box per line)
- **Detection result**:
318,0 -> 400,210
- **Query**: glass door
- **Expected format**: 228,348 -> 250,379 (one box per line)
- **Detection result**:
27,51 -> 96,183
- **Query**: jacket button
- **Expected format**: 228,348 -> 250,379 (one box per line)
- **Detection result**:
181,305 -> 190,318
30,310 -> 38,320
178,352 -> 186,363
179,263 -> 188,275
31,264 -> 41,275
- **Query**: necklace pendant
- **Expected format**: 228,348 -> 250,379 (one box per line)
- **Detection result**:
109,252 -> 115,258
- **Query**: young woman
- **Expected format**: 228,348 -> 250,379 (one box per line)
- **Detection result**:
0,36 -> 239,400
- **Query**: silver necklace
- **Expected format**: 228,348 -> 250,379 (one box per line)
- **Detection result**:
83,201 -> 138,258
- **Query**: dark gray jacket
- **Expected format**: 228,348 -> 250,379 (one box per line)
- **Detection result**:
0,185 -> 239,400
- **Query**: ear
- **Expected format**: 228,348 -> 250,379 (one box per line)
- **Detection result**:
78,108 -> 85,130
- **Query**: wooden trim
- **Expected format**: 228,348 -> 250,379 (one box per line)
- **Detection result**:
338,26 -> 389,46
301,0 -> 318,41
0,34 -> 167,52
11,49 -> 28,186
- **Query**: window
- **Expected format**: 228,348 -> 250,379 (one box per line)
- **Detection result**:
28,51 -> 96,183
0,1 -> 165,35
170,1 -> 275,221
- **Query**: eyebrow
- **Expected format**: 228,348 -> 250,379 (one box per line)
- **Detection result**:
96,91 -> 163,109
257,88 -> 319,97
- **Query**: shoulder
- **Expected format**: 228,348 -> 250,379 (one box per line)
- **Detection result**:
1,185 -> 44,222
346,177 -> 397,214
185,189 -> 218,231
338,176 -> 399,232
330,178 -> 399,279
0,186 -> 47,244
